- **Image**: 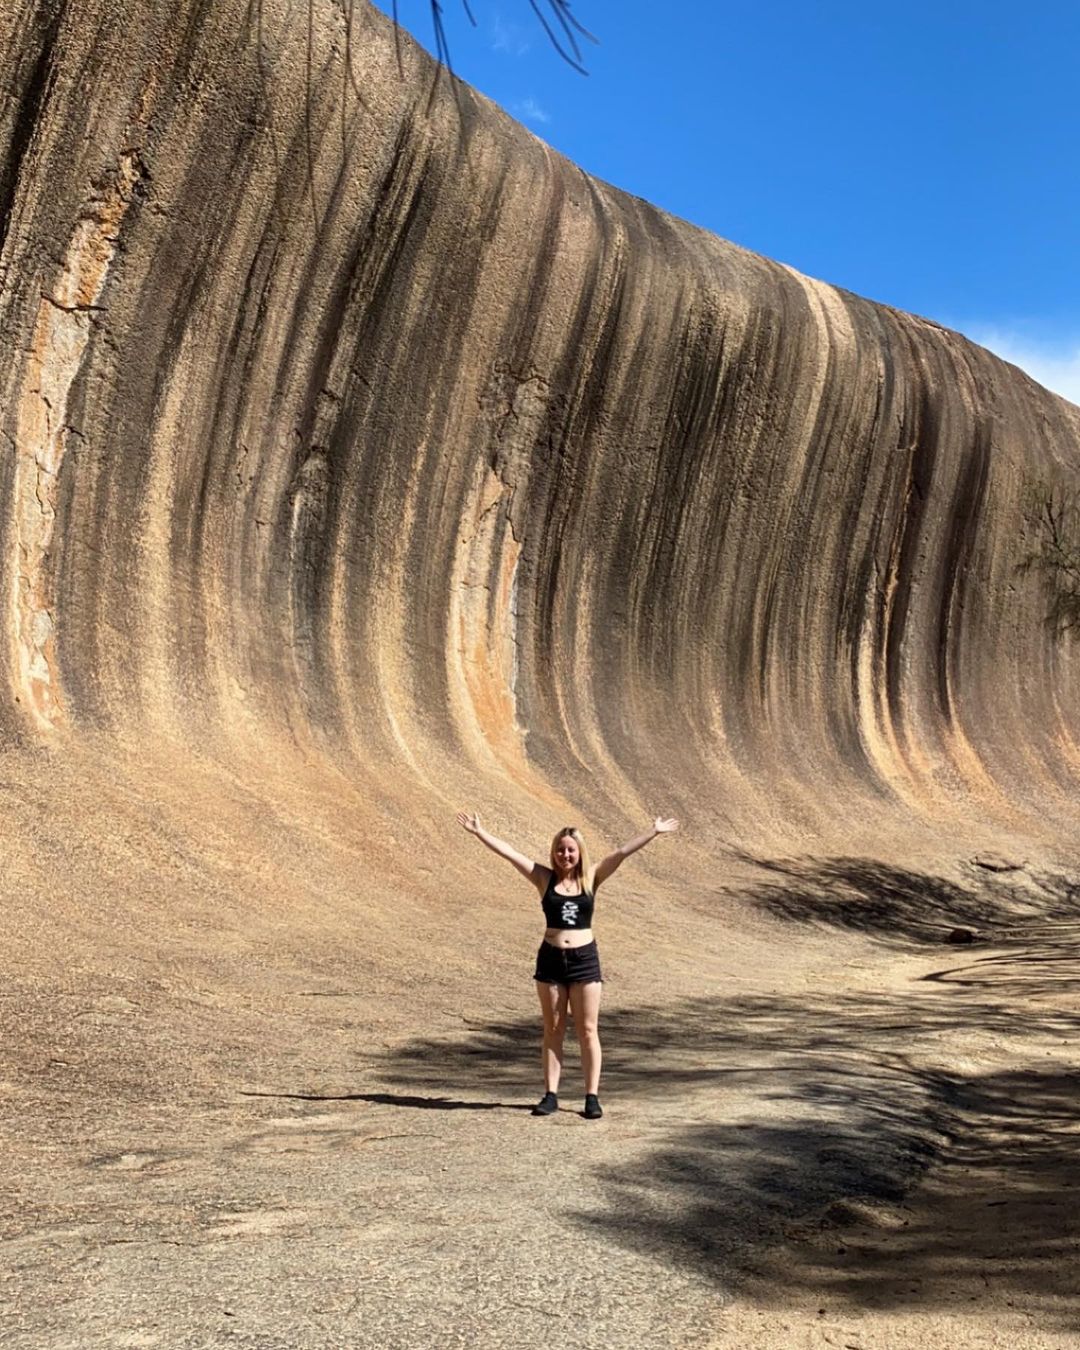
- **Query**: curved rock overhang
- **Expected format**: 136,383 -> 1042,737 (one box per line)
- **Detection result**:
2,0 -> 1079,857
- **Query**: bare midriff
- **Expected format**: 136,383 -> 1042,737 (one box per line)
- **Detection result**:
543,928 -> 594,949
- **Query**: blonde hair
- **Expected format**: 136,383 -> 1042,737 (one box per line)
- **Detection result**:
549,826 -> 593,891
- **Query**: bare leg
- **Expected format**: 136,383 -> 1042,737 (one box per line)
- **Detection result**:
536,981 -> 569,1093
568,981 -> 602,1095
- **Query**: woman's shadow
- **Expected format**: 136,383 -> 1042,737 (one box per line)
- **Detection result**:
240,1089 -> 533,1112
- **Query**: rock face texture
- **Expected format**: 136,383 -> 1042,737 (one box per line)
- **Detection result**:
3,1 -> 1080,859
2,0 -> 1080,853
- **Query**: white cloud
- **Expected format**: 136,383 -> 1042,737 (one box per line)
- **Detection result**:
959,324 -> 1080,407
512,96 -> 551,125
491,13 -> 530,56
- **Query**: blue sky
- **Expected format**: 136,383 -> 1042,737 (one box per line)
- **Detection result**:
373,0 -> 1080,403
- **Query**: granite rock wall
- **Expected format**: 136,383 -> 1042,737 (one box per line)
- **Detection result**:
2,0 -> 1079,851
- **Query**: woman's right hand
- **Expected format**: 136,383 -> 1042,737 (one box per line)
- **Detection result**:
454,816 -> 537,880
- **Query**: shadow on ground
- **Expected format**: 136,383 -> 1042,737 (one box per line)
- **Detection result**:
572,1061 -> 1080,1329
736,851 -> 1080,950
374,855 -> 1080,1323
240,1089 -> 531,1111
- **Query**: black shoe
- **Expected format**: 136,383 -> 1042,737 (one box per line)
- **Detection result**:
583,1094 -> 603,1120
532,1091 -> 558,1116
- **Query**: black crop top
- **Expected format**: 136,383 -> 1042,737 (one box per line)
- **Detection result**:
541,871 -> 595,930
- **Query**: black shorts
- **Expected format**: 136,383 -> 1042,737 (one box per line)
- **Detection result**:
534,939 -> 603,986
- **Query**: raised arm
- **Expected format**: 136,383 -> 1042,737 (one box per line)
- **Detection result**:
456,811 -> 544,885
593,817 -> 679,889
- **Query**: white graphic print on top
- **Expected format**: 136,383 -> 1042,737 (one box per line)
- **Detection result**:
561,899 -> 579,926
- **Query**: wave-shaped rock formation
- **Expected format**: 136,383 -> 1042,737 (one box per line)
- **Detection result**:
3,0 -> 1080,869
9,5 -> 1080,1345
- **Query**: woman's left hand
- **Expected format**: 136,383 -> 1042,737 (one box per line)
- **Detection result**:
654,817 -> 679,834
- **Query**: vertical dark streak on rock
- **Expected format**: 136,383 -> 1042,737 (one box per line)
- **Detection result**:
479,150 -> 565,756
937,414 -> 991,722
304,0 -> 324,237
0,2 -> 65,266
538,173 -> 619,651
255,110 -> 429,696
838,305 -> 894,783
884,333 -> 939,733
161,138 -> 266,714
278,83 -> 419,729
513,162 -> 596,764
397,91 -> 503,723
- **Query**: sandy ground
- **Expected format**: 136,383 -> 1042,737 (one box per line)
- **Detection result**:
3,745 -> 1080,1348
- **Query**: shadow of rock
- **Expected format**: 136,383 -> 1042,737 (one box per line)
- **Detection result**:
577,1064 -> 1080,1327
375,859 -> 1080,1322
738,852 -> 1080,949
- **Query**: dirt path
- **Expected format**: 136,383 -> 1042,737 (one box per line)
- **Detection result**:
5,890 -> 1080,1349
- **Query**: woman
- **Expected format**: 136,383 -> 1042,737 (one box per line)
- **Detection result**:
455,812 -> 679,1119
